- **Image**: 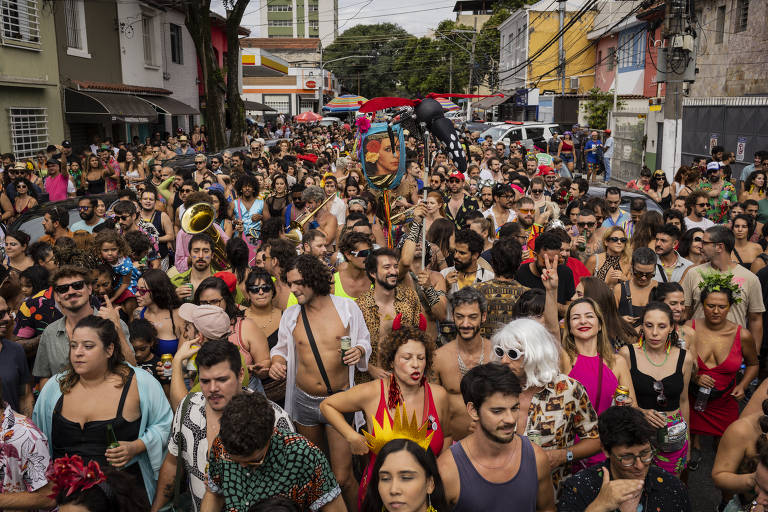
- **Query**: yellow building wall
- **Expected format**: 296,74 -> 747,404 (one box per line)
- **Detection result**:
526,10 -> 595,94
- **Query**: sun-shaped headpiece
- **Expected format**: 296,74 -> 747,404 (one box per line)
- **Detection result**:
363,403 -> 434,455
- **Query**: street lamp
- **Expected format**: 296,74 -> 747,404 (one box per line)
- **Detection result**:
317,54 -> 374,113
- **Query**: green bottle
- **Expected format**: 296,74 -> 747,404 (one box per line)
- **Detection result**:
107,424 -> 120,449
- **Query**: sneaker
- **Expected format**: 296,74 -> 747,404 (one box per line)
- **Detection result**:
688,448 -> 702,471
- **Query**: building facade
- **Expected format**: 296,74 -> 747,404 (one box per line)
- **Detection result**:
254,0 -> 338,44
0,0 -> 65,158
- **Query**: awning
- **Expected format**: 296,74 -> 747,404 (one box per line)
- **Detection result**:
472,94 -> 509,109
243,100 -> 275,112
65,88 -> 158,123
139,95 -> 199,115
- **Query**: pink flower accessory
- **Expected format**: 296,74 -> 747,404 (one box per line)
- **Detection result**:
355,117 -> 371,134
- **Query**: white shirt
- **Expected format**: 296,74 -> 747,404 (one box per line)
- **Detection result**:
684,216 -> 715,230
482,207 -> 516,228
270,295 -> 371,425
603,136 -> 614,159
328,195 -> 346,225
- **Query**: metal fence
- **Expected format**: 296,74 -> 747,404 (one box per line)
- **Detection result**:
611,112 -> 646,184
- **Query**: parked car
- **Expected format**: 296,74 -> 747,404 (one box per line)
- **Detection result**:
585,184 -> 663,214
479,122 -> 560,152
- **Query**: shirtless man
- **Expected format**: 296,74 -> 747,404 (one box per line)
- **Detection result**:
269,255 -> 371,511
263,238 -> 297,310
302,185 -> 338,243
431,287 -> 494,441
335,231 -> 374,299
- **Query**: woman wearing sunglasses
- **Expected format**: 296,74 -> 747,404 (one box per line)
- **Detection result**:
562,298 -> 636,471
619,302 -> 693,476
678,227 -> 706,266
647,170 -> 671,210
615,247 -> 658,328
688,274 -> 758,472
586,226 -> 631,288
135,269 -> 183,356
492,318 -> 600,494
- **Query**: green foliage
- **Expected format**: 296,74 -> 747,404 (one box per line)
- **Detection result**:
581,87 -> 625,130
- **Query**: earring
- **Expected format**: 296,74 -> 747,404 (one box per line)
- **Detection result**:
427,493 -> 437,512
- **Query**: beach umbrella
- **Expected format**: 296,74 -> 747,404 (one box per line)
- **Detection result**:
434,97 -> 460,111
323,94 -> 368,112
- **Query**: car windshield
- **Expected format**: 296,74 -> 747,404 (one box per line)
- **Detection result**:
480,125 -> 510,141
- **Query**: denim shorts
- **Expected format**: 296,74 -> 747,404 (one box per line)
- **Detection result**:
560,152 -> 574,164
293,386 -> 355,427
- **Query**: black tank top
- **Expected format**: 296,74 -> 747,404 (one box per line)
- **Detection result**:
52,369 -> 142,475
628,345 -> 686,411
86,177 -> 105,194
148,211 -> 168,258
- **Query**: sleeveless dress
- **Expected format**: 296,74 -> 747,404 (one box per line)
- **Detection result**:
227,317 -> 264,394
450,436 -> 537,512
628,345 -> 688,475
568,354 -> 618,468
52,369 -> 143,483
358,380 -> 444,508
139,306 -> 179,355
690,320 -> 742,437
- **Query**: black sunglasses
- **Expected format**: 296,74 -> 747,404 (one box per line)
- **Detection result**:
653,380 -> 668,407
350,248 -> 371,259
248,285 -> 272,295
607,236 -> 627,243
493,346 -> 523,361
115,214 -> 132,221
577,221 -> 596,228
633,269 -> 654,279
54,280 -> 87,295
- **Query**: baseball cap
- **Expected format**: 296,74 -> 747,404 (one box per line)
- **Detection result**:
208,183 -> 225,194
179,135 -> 188,141
178,304 -> 230,340
603,129 -> 611,135
706,161 -> 721,171
46,158 -> 60,166
61,140 -> 72,148
448,171 -> 465,181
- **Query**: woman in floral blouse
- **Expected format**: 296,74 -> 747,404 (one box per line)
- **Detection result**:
491,317 -> 600,495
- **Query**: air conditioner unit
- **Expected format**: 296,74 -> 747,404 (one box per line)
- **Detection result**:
569,76 -> 579,90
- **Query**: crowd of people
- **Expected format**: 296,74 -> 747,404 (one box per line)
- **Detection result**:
0,120 -> 768,512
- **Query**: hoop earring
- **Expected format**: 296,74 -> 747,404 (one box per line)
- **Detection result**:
427,493 -> 437,512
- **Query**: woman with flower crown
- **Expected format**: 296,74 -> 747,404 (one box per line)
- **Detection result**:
619,302 -> 695,476
687,271 -> 759,472
320,321 -> 450,509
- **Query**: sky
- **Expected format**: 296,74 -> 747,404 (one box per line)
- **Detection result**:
211,0 -> 458,40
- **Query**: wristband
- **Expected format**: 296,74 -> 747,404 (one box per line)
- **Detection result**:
405,221 -> 422,244
424,286 -> 440,307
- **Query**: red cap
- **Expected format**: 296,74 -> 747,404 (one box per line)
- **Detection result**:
213,271 -> 237,295
604,129 -> 611,134
448,171 -> 465,181
537,165 -> 554,175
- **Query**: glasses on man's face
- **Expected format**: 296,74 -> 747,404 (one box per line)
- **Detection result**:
181,188 -> 194,194
577,221 -> 596,229
78,206 -> 92,211
115,214 -> 132,221
612,448 -> 656,467
195,161 -> 206,165
494,346 -> 523,361
518,208 -> 534,215
350,248 -> 371,259
653,380 -> 668,407
54,280 -> 86,295
696,202 -> 708,208
633,269 -> 654,279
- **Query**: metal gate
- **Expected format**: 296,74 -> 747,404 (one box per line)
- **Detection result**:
611,112 -> 646,184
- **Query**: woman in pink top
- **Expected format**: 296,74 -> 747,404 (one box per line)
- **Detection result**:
561,297 -> 636,469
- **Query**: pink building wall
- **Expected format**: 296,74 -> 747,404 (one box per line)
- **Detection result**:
594,35 -> 618,92
643,26 -> 665,98
197,24 -> 228,97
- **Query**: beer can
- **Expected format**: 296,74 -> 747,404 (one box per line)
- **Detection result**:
613,386 -> 630,406
161,354 -> 173,378
527,429 -> 542,446
340,336 -> 352,363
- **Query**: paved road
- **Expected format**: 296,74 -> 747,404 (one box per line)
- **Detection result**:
687,436 -> 723,512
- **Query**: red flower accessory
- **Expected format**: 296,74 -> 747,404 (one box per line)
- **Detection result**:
392,313 -> 427,332
47,455 -> 106,498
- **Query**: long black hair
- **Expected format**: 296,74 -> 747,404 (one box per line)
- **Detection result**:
140,269 -> 182,310
194,276 -> 241,318
360,439 -> 448,512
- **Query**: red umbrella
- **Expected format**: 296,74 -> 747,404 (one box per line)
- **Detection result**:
295,111 -> 322,123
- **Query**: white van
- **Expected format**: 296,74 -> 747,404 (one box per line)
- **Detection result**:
479,122 -> 560,151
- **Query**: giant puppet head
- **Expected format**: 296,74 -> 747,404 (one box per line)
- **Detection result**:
359,122 -> 406,191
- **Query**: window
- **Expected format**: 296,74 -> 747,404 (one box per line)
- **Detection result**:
308,2 -> 318,11
606,46 -> 616,70
309,20 -> 318,30
170,23 -> 183,64
617,28 -> 645,71
267,4 -> 292,11
1,0 -> 40,46
715,5 -> 725,43
264,95 -> 290,114
142,14 -> 155,65
268,19 -> 292,27
734,0 -> 748,33
8,107 -> 48,159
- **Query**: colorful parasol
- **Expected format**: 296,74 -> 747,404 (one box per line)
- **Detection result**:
323,94 -> 368,112
295,110 -> 323,123
434,97 -> 460,111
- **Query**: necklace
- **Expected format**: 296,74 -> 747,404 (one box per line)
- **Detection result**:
458,338 -> 485,376
642,342 -> 669,367
464,437 -> 516,470
250,308 -> 276,330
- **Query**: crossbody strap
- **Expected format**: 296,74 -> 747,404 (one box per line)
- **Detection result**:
301,305 -> 334,395
173,393 -> 194,506
657,264 -> 668,283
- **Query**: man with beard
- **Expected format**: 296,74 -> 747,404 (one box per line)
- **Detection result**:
443,228 -> 494,296
516,232 -> 575,317
269,255 -> 370,511
299,185 -> 337,243
572,207 -> 601,264
263,238 -> 298,310
39,206 -> 72,245
445,172 -> 480,230
483,183 -> 516,229
175,192 -> 228,272
602,187 -> 629,228
653,224 -> 691,283
114,200 -> 161,268
479,157 -> 503,183
515,196 -> 543,252
699,161 -> 737,222
70,197 -> 104,233
431,287 -> 496,441
438,363 -> 554,511
171,234 -> 217,302
151,340 -> 293,512
283,183 -> 306,231
479,183 -> 494,210
301,229 -> 328,260
33,266 -> 133,387
356,248 -> 420,382
175,134 -> 196,156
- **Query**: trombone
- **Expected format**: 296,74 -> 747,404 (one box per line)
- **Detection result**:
285,193 -> 335,244
390,206 -> 416,224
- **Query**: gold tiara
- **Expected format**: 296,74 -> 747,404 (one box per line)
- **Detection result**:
363,403 -> 434,455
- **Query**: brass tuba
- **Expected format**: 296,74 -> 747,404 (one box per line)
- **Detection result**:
285,193 -> 336,244
181,202 -> 228,270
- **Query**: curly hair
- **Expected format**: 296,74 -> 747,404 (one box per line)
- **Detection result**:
378,326 -> 436,373
93,229 -> 131,259
124,230 -> 152,261
338,230 -> 372,257
219,392 -> 275,457
284,254 -> 331,296
60,315 -> 128,394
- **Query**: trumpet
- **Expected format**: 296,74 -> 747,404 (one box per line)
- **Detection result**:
285,193 -> 335,244
390,206 -> 416,224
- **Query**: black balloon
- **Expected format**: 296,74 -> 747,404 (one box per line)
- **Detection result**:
414,98 -> 467,172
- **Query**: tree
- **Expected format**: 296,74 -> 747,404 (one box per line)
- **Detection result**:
323,24 -> 412,98
224,0 -> 250,148
581,87 -> 625,129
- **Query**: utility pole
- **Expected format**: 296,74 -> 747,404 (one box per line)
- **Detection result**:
466,18 -> 478,121
449,53 -> 453,94
661,0 -> 689,179
611,49 -> 619,132
558,0 -> 566,95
